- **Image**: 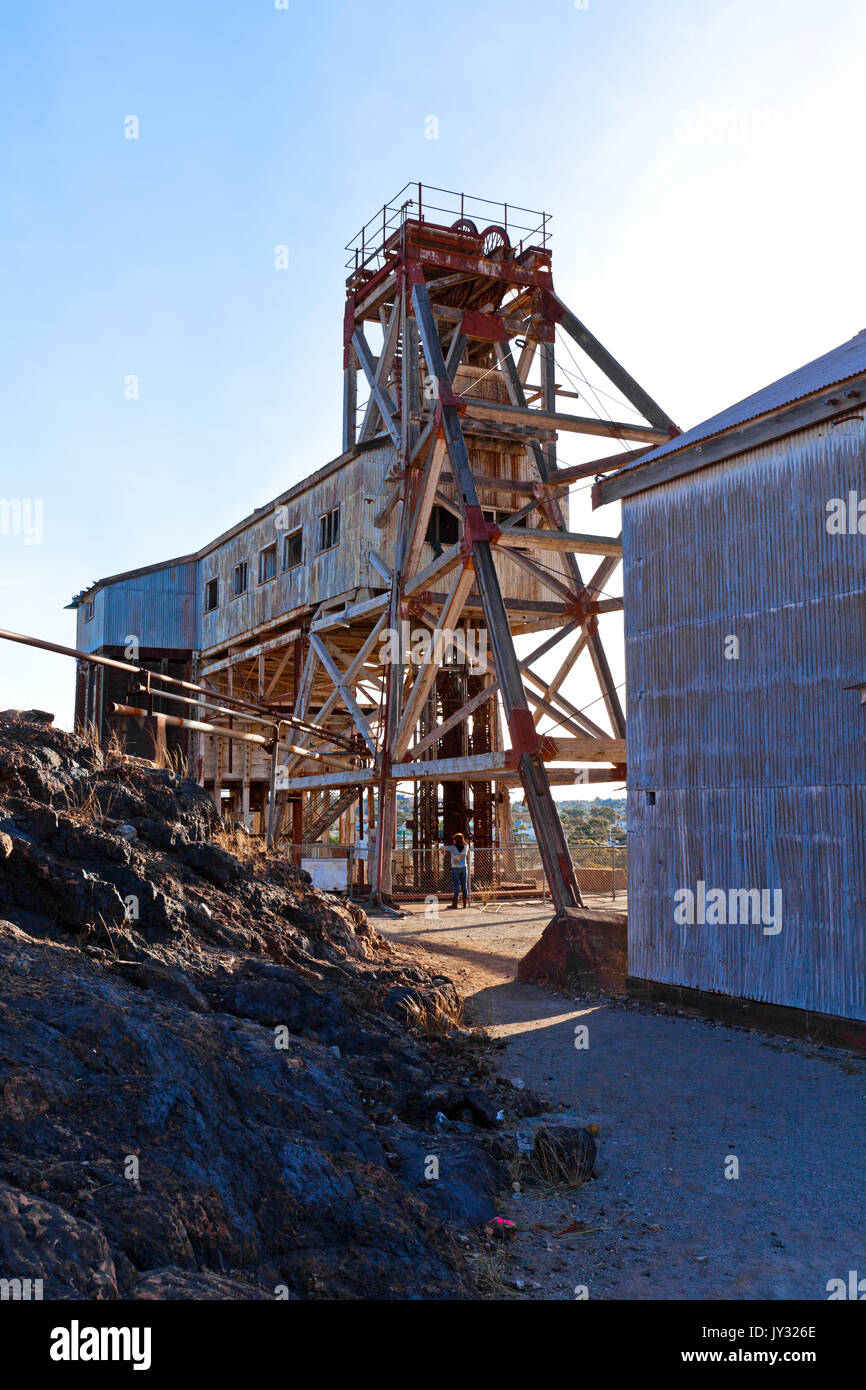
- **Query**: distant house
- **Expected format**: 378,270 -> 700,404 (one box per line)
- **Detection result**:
595,330 -> 866,1039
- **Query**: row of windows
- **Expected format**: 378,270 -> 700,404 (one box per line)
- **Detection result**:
203,507 -> 340,613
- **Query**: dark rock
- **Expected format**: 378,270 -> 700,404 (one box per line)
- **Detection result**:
389,1135 -> 505,1229
0,711 -> 498,1299
111,961 -> 210,1013
518,906 -> 627,995
132,1267 -> 274,1300
179,842 -> 244,888
133,818 -> 189,850
0,1181 -> 119,1300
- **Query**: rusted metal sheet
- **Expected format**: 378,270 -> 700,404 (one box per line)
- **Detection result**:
623,416 -> 866,1019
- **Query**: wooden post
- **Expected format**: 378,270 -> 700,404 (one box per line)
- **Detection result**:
342,354 -> 357,453
241,737 -> 250,829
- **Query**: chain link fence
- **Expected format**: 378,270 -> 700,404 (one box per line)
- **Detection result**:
291,841 -> 627,902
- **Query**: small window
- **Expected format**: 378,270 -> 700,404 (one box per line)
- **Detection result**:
232,561 -> 248,597
205,578 -> 219,612
84,599 -> 94,622
282,527 -> 303,571
425,504 -> 459,554
258,543 -> 277,584
317,506 -> 340,554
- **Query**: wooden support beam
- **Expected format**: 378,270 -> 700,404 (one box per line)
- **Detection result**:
459,397 -> 670,443
554,444 -> 655,483
200,628 -> 303,677
342,353 -> 357,453
544,736 -> 625,763
310,592 -> 389,633
406,679 -> 498,759
523,668 -> 608,740
263,645 -> 293,700
521,617 -> 584,669
402,541 -> 463,599
393,562 -> 476,758
496,526 -> 622,556
368,550 -> 392,584
352,324 -> 401,447
309,634 -> 377,755
359,301 -> 402,443
498,546 -> 577,605
404,434 -> 448,575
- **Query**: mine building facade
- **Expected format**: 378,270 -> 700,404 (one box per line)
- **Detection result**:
70,184 -> 679,904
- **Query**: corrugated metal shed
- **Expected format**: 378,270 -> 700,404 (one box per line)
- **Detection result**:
621,346 -> 866,1022
75,560 -> 198,653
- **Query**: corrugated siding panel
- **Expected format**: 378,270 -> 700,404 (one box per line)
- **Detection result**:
624,416 -> 866,1019
77,563 -> 197,653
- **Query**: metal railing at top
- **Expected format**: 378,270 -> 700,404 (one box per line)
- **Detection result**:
345,181 -> 552,280
290,841 -> 626,903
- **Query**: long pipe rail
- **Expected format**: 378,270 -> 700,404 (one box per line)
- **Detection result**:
0,626 -> 357,753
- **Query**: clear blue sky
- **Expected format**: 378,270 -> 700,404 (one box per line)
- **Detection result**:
2,0 -> 865,732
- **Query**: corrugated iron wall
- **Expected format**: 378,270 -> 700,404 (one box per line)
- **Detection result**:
76,561 -> 198,653
624,415 -> 866,1020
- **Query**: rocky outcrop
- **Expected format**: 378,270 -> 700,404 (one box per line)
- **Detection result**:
0,712 -> 527,1300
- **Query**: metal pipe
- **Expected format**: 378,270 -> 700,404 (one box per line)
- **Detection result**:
132,684 -> 278,731
0,625 -> 357,751
112,704 -> 353,768
0,627 -> 273,718
110,703 -> 269,746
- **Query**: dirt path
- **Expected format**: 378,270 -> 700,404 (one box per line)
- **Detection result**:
378,900 -> 866,1300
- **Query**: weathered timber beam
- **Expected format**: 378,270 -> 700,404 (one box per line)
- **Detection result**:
496,526 -> 622,556
544,737 -> 626,762
368,551 -> 392,584
352,325 -> 401,448
523,670 -> 608,740
459,397 -> 670,443
359,301 -> 402,443
554,444 -> 655,483
310,593 -> 389,633
406,679 -> 498,760
402,541 -> 463,599
394,563 -> 476,758
200,628 -> 303,677
498,546 -> 577,604
404,434 -> 448,574
309,634 -> 377,756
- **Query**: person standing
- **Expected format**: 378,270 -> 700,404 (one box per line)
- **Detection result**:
447,832 -> 470,909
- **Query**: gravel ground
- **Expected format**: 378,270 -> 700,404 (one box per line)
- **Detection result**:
379,899 -> 866,1301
